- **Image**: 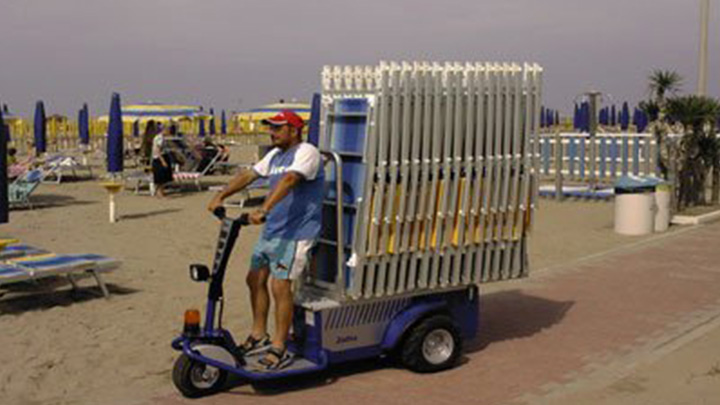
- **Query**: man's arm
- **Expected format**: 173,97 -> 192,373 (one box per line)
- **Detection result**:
249,172 -> 303,224
207,168 -> 259,212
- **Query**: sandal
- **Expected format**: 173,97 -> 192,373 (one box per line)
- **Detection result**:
235,333 -> 271,357
257,346 -> 294,371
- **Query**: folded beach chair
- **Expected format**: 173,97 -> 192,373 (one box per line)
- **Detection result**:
173,149 -> 223,191
1,253 -> 121,298
9,169 -> 44,209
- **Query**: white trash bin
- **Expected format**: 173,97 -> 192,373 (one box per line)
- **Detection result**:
614,177 -> 656,236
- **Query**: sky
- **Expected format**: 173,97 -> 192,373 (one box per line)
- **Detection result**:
0,0 -> 716,118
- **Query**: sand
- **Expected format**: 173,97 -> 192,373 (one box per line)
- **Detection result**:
0,146 -> 696,405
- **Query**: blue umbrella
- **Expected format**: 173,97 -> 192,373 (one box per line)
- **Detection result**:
33,101 -> 47,155
1,106 -> 10,143
0,108 -> 7,224
540,106 -> 546,128
638,110 -> 649,133
620,102 -> 630,130
554,110 -> 560,127
610,105 -> 617,126
198,119 -> 206,137
132,120 -> 140,138
573,103 -> 580,130
308,93 -> 321,146
221,110 -> 227,135
107,93 -> 124,173
79,104 -> 90,145
209,108 -> 216,136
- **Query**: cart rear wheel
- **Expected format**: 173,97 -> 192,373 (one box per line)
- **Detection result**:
172,354 -> 228,398
401,314 -> 461,373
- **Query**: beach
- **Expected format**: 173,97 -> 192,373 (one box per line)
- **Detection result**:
0,146 -> 694,404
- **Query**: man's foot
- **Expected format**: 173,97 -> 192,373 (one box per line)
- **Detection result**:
235,333 -> 271,357
256,346 -> 294,371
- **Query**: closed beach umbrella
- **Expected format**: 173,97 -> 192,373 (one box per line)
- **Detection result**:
107,93 -> 124,173
198,118 -> 205,137
620,102 -> 630,130
0,109 -> 7,224
79,103 -> 90,145
33,101 -> 47,155
308,93 -> 321,146
209,108 -> 216,135
1,104 -> 10,143
573,104 -> 580,130
580,102 -> 589,132
540,106 -> 546,128
632,108 -> 640,132
638,110 -> 649,133
221,110 -> 227,135
132,120 -> 140,138
610,105 -> 617,126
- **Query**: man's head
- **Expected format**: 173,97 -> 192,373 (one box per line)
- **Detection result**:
261,110 -> 304,150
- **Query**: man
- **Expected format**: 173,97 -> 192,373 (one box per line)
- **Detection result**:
207,110 -> 323,370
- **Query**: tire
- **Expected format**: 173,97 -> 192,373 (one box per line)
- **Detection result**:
172,354 -> 228,398
401,314 -> 462,373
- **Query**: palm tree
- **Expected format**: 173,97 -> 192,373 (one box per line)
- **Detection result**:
645,70 -> 683,211
648,70 -> 683,108
665,95 -> 720,209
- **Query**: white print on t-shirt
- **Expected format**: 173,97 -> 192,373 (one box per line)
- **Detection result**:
253,143 -> 321,180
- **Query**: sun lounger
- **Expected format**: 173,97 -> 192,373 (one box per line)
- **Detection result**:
0,263 -> 32,284
0,253 -> 122,298
0,244 -> 49,260
9,169 -> 44,209
42,155 -> 93,183
173,149 -> 223,191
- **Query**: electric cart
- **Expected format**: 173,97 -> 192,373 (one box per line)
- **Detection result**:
171,61 -> 542,398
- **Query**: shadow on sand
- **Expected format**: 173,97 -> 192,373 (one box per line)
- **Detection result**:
121,208 -> 182,220
12,194 -> 97,211
219,289 -> 573,396
0,282 -> 139,315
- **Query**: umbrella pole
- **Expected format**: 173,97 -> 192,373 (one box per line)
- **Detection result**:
109,193 -> 116,223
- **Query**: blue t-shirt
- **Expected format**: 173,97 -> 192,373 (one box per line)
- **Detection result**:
252,143 -> 324,240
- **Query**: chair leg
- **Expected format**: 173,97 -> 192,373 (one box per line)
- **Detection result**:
67,273 -> 80,291
89,270 -> 110,298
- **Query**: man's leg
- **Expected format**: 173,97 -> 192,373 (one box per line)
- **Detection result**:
247,266 -> 270,339
270,277 -> 293,349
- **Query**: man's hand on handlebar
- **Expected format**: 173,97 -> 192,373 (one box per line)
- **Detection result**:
249,209 -> 267,225
207,194 -> 224,214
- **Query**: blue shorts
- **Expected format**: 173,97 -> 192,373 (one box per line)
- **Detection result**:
250,236 -> 315,280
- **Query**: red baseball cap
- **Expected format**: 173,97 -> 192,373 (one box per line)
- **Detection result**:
261,109 -> 305,129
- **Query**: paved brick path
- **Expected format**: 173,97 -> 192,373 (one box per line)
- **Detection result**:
152,222 -> 720,405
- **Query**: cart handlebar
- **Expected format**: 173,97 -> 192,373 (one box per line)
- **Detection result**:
212,207 -> 251,226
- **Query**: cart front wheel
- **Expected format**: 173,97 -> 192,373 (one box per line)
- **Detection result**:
401,314 -> 461,373
172,354 -> 228,398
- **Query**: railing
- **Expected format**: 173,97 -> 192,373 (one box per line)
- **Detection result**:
536,133 -> 660,183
